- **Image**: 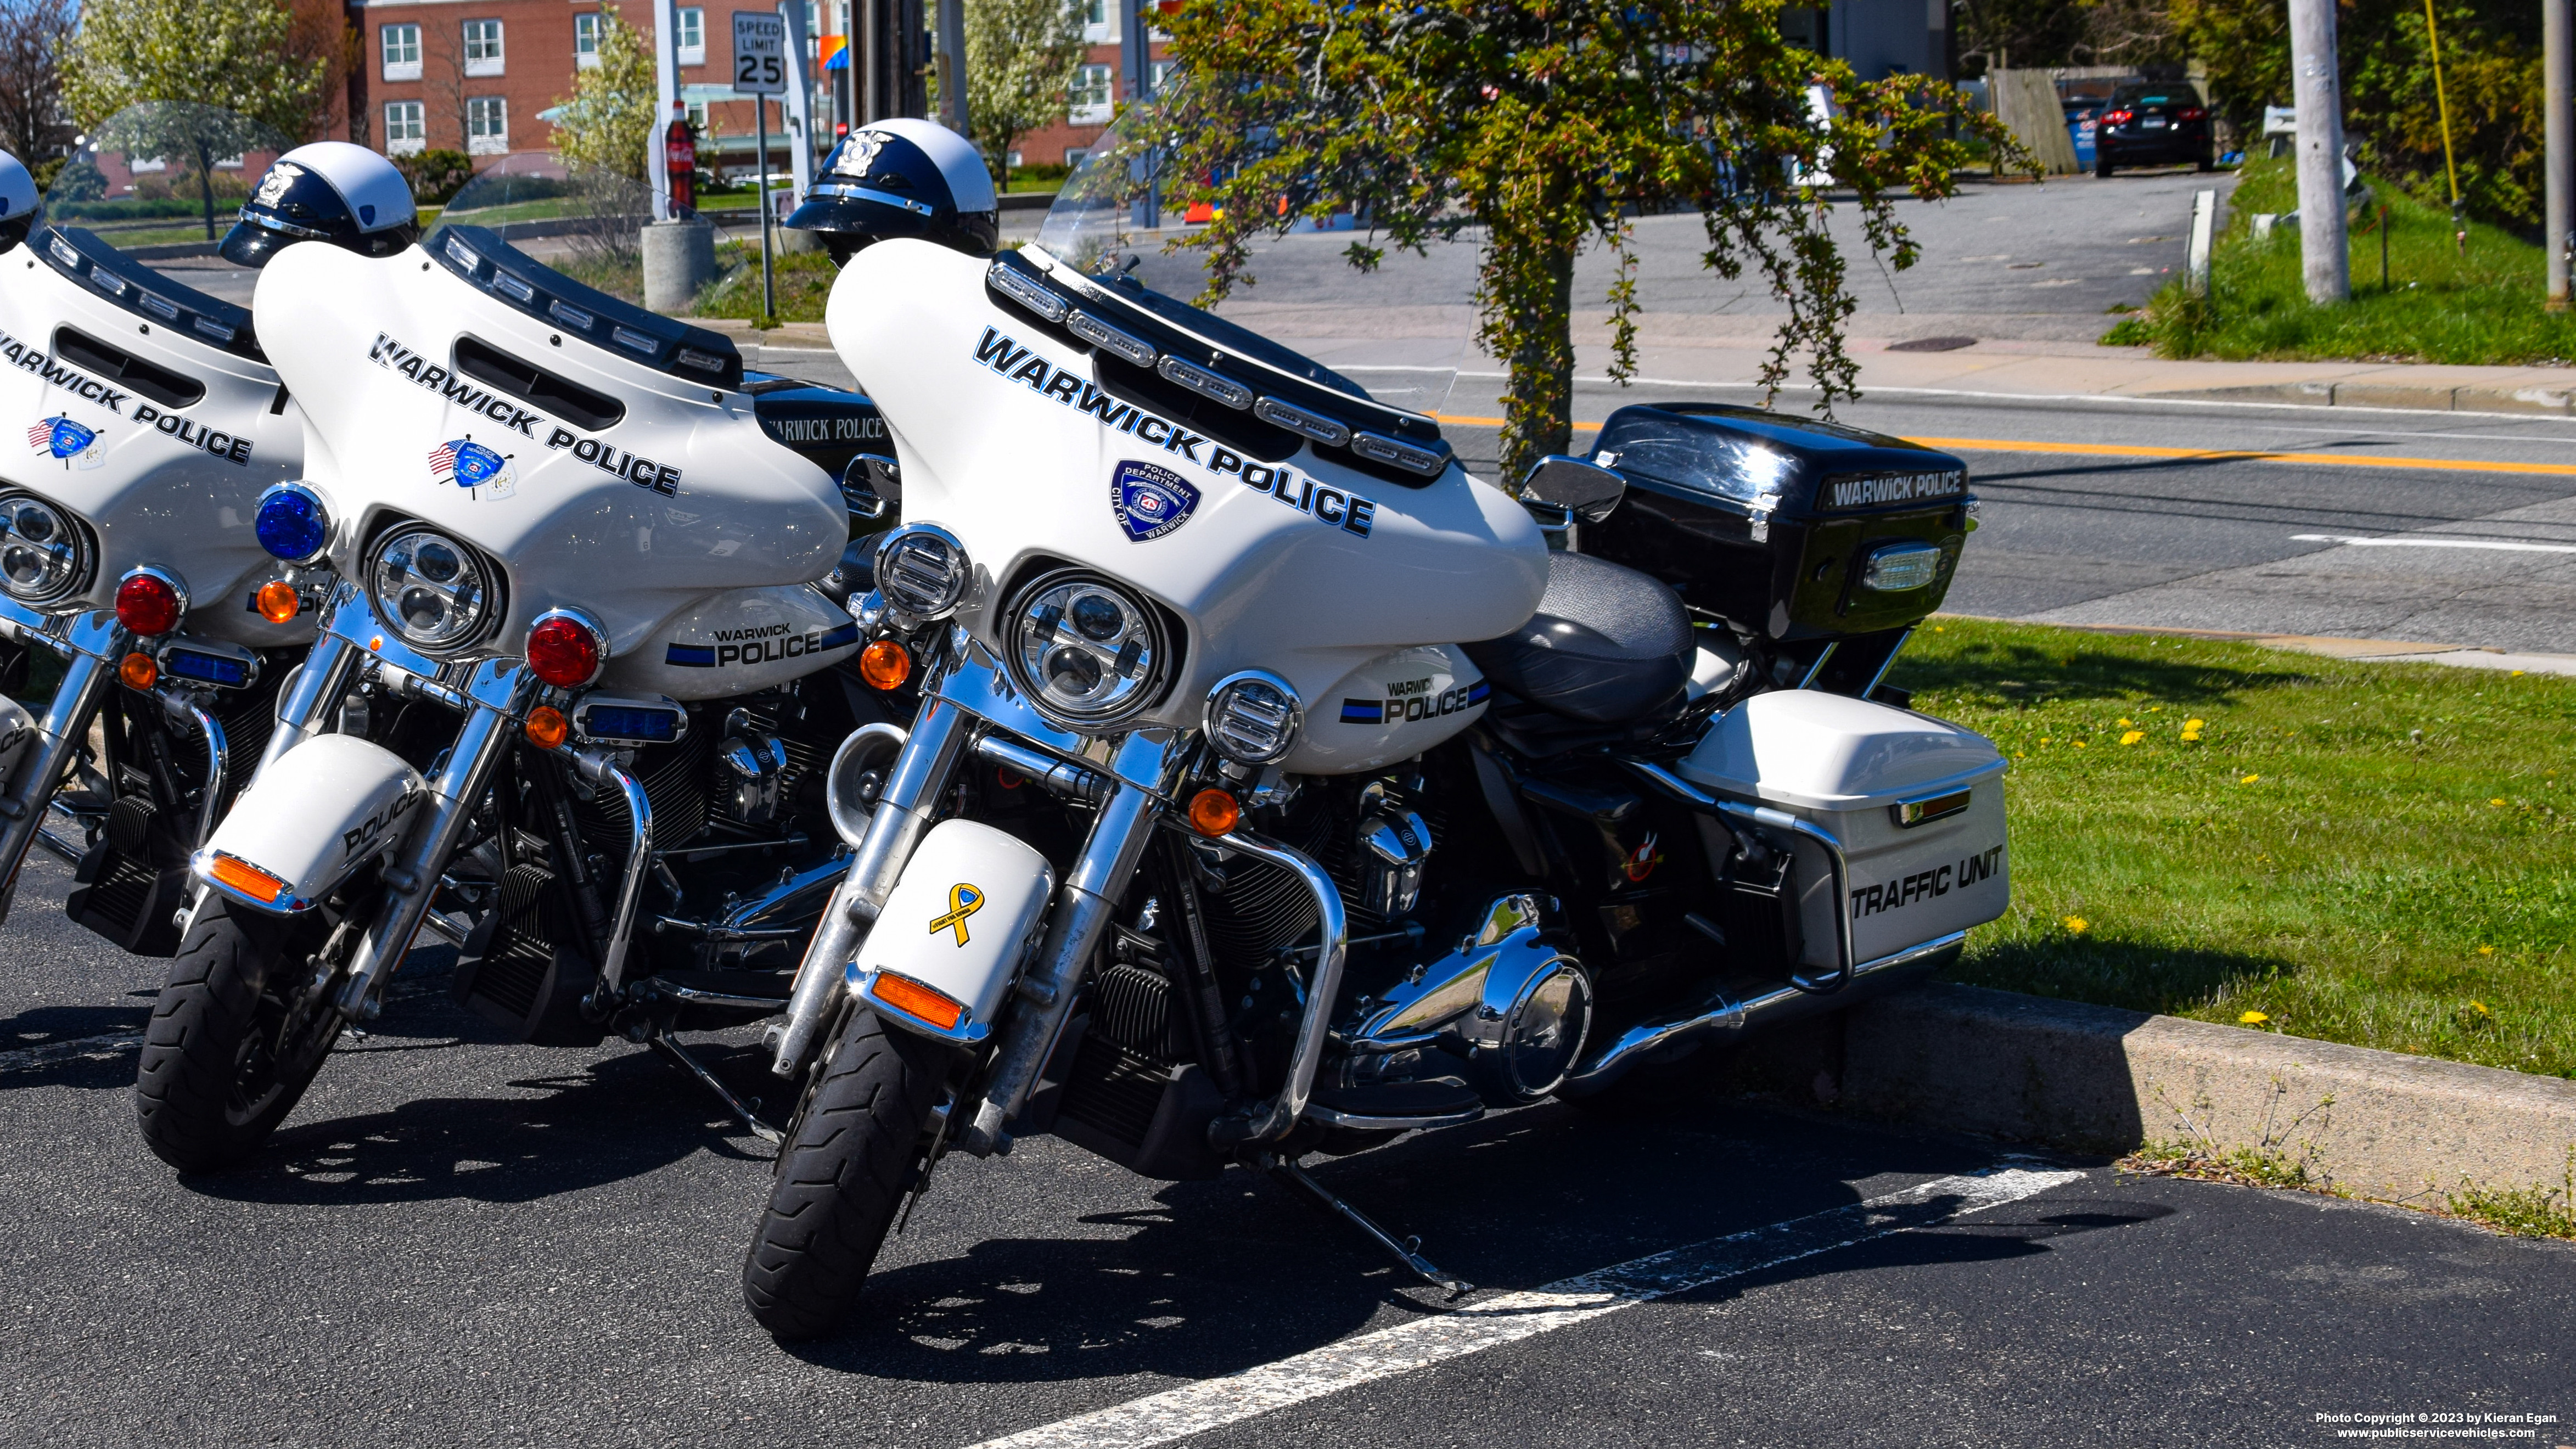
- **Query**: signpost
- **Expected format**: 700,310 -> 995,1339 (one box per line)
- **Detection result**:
734,9 -> 789,320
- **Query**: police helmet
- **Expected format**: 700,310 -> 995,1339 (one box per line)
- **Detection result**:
786,118 -> 998,263
219,141 -> 419,268
0,151 -> 38,254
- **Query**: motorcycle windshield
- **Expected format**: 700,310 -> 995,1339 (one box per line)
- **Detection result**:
437,151 -> 653,255
42,103 -> 292,316
1034,99 -> 1480,438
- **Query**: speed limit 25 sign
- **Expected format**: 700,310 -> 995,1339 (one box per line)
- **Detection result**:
732,11 -> 787,94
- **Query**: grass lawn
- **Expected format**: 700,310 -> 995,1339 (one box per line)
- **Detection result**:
690,239 -> 839,325
1889,617 -> 2575,1079
2112,156 -> 2576,365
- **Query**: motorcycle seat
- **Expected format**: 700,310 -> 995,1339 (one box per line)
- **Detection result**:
1464,551 -> 1694,726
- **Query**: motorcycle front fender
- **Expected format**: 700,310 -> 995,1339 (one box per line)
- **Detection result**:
845,818 -> 1056,1046
192,734 -> 426,914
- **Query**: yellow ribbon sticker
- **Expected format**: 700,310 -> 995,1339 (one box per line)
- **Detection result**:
929,883 -> 984,946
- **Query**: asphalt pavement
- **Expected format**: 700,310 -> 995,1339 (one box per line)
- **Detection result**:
3,858 -> 2568,1447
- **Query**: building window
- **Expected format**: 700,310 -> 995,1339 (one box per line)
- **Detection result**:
574,12 -> 600,66
676,7 -> 705,64
381,23 -> 422,81
1070,62 -> 1112,122
1081,0 -> 1110,41
1149,58 -> 1176,93
463,19 -> 504,76
467,96 -> 509,155
683,98 -> 710,131
384,100 -> 426,155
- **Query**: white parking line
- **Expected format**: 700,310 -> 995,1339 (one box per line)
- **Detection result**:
2291,533 -> 2576,554
968,1166 -> 2086,1449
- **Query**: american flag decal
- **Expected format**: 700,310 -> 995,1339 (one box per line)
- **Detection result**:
428,442 -> 458,474
26,422 -> 51,450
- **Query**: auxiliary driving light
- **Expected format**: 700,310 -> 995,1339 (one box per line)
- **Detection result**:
872,524 -> 972,620
1203,670 -> 1302,766
115,567 -> 184,637
524,610 -> 605,688
252,482 -> 331,563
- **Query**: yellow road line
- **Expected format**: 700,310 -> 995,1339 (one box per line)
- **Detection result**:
1429,415 -> 2576,479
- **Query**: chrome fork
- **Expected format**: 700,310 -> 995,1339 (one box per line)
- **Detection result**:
333,660 -> 536,1016
0,609 -> 123,922
767,698 -> 972,1077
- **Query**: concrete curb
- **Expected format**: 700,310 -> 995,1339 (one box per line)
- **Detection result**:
1772,984 -> 2576,1203
2164,381 -> 2576,415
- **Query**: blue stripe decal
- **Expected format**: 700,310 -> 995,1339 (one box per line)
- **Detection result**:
1467,681 -> 1491,705
665,643 -> 718,667
1339,699 -> 1383,723
818,621 -> 861,651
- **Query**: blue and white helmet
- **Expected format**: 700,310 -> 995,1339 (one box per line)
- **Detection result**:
220,141 -> 419,268
787,117 -> 999,262
0,151 -> 37,254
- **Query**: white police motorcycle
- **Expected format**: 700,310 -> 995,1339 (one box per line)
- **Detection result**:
735,136 -> 2015,1338
131,162 -> 895,1172
0,109 -> 409,962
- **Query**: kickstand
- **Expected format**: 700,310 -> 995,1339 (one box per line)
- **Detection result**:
1259,1152 -> 1473,1300
651,1035 -> 784,1144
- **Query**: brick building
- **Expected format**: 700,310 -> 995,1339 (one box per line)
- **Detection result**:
339,0 -> 1166,181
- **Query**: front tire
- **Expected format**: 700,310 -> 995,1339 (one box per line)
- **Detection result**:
742,1007 -> 949,1340
134,896 -> 342,1173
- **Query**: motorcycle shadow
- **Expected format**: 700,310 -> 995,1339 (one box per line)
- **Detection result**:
786,1102 -> 2155,1384
0,999 -> 152,1091
181,1037 -> 772,1206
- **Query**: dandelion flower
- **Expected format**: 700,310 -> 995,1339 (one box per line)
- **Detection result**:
2063,916 -> 2090,933
2239,1010 -> 2269,1025
2470,1001 -> 2491,1014
2185,718 -> 2206,730
1933,625 -> 1946,632
2490,798 -> 2506,807
2118,717 -> 2134,728
2074,740 -> 2087,748
2181,730 -> 2202,742
2240,774 -> 2260,784
2148,705 -> 2163,712
2119,730 -> 2144,746
2478,945 -> 2496,956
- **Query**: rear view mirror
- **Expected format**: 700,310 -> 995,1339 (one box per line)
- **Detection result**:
1520,454 -> 1626,524
840,453 -> 901,522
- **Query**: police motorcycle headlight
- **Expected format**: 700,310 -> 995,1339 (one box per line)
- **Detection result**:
1203,670 -> 1302,767
0,493 -> 94,606
252,482 -> 332,564
365,525 -> 500,654
872,524 -> 972,621
1003,569 -> 1173,731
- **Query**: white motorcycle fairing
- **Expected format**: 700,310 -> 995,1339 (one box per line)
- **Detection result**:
0,233 -> 308,645
251,233 -> 854,698
194,733 -> 425,914
847,818 -> 1057,1043
825,241 -> 1548,776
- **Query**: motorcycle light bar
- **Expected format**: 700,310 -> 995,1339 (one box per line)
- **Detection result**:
575,699 -> 686,745
985,250 -> 1457,487
1064,310 -> 1158,368
1858,540 -> 1945,593
427,223 -> 744,390
1157,355 -> 1253,410
37,226 -> 264,362
157,640 -> 258,689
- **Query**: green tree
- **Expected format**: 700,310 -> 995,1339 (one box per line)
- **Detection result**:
63,0 -> 325,141
551,3 -> 658,182
964,0 -> 1086,190
1154,0 -> 2016,476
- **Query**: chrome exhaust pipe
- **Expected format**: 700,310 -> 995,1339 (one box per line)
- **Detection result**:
0,609 -> 121,923
1556,930 -> 1966,1097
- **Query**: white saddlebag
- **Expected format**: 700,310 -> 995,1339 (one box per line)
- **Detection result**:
1676,690 -> 2009,971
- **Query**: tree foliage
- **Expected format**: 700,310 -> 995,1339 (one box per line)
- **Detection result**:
550,3 -> 658,182
0,0 -> 75,165
2177,0 -> 2544,226
62,0 -> 327,141
1153,0 -> 2015,476
963,0 -> 1086,189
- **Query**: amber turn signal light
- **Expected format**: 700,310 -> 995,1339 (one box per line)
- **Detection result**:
523,704 -> 570,750
253,580 -> 300,624
858,638 -> 911,690
869,970 -> 967,1032
207,852 -> 288,905
1187,788 -> 1241,838
117,652 -> 157,690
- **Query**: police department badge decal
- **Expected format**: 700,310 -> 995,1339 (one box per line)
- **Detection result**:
430,437 -> 517,499
1110,459 -> 1199,543
26,415 -> 101,469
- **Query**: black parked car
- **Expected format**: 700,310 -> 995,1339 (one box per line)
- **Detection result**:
2095,82 -> 2215,176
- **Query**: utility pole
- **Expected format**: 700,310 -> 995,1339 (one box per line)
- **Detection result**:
2547,0 -> 2571,309
936,0 -> 969,136
1119,0 -> 1157,228
2289,0 -> 2350,302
